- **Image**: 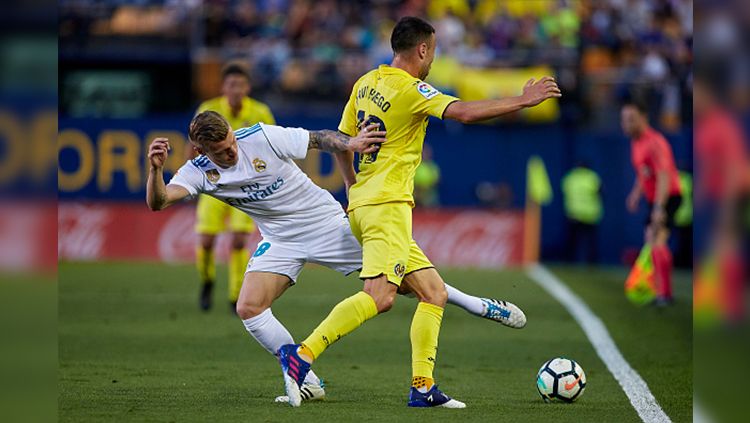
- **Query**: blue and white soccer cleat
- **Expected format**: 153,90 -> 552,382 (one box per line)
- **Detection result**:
277,344 -> 311,407
408,385 -> 466,408
480,298 -> 527,328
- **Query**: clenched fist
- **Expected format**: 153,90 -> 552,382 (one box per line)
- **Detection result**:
148,138 -> 171,170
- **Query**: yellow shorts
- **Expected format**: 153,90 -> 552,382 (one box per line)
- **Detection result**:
348,202 -> 433,285
195,194 -> 255,235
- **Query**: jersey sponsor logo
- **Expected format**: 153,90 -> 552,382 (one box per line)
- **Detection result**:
393,262 -> 406,278
416,82 -> 440,100
356,84 -> 392,112
253,158 -> 267,172
205,169 -> 220,183
228,177 -> 285,206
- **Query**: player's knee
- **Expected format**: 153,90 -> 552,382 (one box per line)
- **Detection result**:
422,284 -> 448,307
199,235 -> 215,250
376,294 -> 395,313
236,301 -> 267,320
229,232 -> 247,250
231,238 -> 246,250
364,289 -> 396,313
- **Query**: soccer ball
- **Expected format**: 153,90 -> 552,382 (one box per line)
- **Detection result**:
536,357 -> 586,402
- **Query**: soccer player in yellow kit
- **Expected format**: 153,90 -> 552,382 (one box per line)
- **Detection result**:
278,17 -> 561,407
193,61 -> 275,312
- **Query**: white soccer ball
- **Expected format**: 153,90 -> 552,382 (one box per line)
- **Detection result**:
536,357 -> 586,402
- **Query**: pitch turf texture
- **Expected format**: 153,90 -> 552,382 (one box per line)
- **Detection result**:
59,262 -> 691,422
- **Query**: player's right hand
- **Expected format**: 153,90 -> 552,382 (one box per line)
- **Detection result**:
521,76 -> 562,107
148,138 -> 171,170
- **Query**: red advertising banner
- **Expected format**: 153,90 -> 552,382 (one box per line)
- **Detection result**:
0,202 -> 57,272
58,203 -> 525,268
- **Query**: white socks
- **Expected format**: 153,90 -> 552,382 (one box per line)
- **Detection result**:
444,283 -> 485,315
242,308 -> 320,385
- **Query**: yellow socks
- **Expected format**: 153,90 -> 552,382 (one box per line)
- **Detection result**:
412,376 -> 435,393
195,246 -> 215,284
228,248 -> 249,302
411,302 -> 444,380
301,291 -> 378,360
298,344 -> 315,362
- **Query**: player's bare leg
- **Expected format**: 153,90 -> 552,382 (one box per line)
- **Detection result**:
400,268 -> 465,408
235,271 -> 325,402
197,234 -> 217,311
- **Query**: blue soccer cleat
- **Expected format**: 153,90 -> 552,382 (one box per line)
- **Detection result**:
407,385 -> 466,408
277,344 -> 311,407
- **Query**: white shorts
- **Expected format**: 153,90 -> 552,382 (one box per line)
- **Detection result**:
245,214 -> 363,283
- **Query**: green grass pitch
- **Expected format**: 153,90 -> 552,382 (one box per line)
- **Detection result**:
59,262 -> 691,422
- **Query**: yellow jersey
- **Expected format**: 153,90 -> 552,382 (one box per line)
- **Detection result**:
338,65 -> 458,210
197,96 -> 275,129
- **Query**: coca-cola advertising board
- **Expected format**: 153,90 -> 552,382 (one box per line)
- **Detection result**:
58,203 -> 525,268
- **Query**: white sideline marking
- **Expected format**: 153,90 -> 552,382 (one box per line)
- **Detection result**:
527,264 -> 672,423
692,399 -> 714,423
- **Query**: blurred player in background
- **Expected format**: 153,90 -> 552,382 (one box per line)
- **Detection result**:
192,61 -> 275,312
622,102 -> 682,306
413,144 -> 440,207
694,76 -> 750,323
278,16 -> 560,408
561,162 -> 603,264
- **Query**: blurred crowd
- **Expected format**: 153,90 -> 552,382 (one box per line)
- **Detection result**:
60,0 -> 693,125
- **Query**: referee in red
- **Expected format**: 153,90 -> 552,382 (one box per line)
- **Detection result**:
622,102 -> 682,306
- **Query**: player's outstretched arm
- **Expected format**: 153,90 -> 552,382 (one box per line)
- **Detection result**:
146,138 -> 190,211
308,123 -> 385,154
443,76 -> 562,124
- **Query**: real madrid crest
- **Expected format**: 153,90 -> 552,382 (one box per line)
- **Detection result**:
253,158 -> 267,172
205,169 -> 220,183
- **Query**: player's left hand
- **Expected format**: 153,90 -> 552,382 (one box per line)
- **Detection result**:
521,76 -> 562,107
349,123 -> 386,154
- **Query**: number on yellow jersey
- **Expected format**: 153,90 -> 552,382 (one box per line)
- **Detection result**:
357,111 -> 386,164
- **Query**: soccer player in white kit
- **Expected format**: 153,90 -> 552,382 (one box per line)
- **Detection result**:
146,111 -> 526,402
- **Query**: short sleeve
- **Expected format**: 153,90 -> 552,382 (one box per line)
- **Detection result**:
259,123 -> 309,160
168,160 -> 206,198
407,81 -> 459,119
338,80 -> 360,136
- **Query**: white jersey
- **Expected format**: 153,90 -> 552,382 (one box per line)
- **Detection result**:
169,123 -> 346,241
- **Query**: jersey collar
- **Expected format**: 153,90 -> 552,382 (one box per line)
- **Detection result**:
378,64 -> 414,79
